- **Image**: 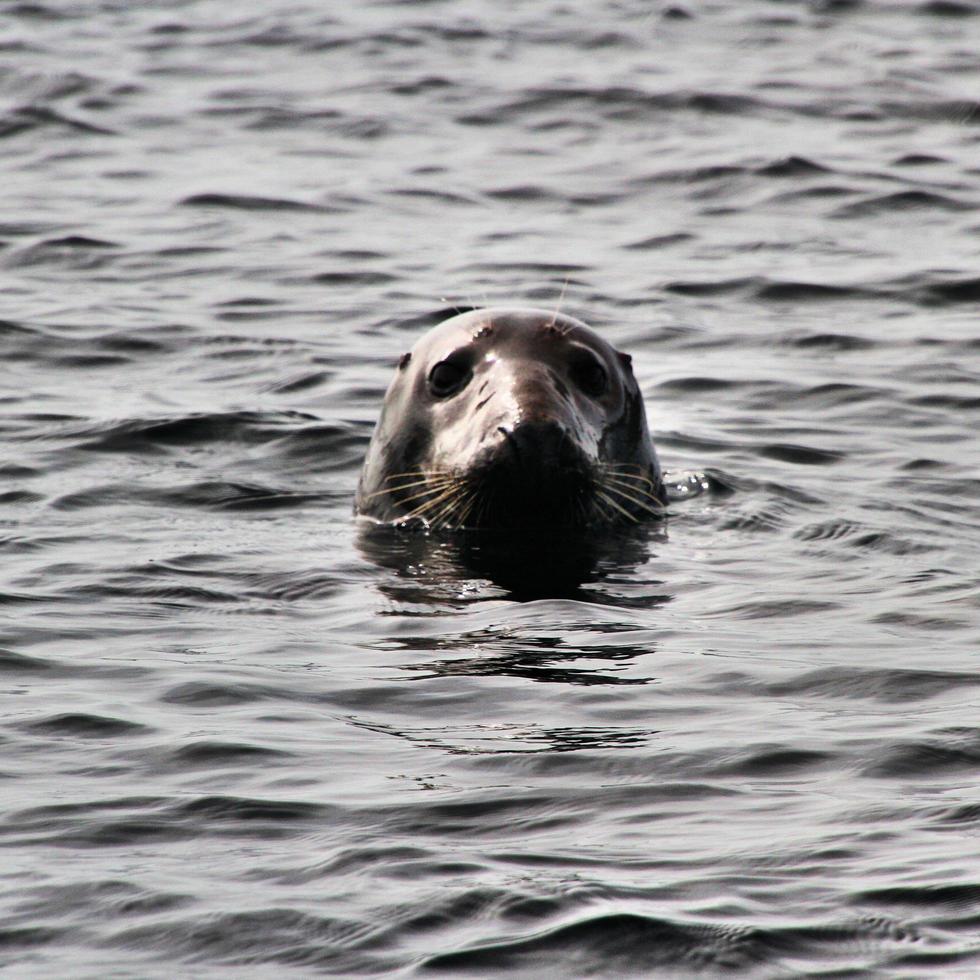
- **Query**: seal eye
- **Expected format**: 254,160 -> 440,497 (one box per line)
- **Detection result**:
569,351 -> 608,398
428,359 -> 470,398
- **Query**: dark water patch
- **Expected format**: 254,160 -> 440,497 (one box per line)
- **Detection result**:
421,911 -> 766,974
154,245 -> 225,258
928,802 -> 980,827
245,571 -> 343,602
0,106 -> 114,138
796,519 -> 860,541
655,376 -> 737,394
0,489 -> 44,504
455,261 -> 587,277
641,163 -> 746,186
768,183 -> 863,204
485,184 -> 562,203
3,795 -> 329,846
854,883 -> 980,910
251,844 -> 438,884
459,86 -> 760,127
311,270 -> 398,285
5,237 -> 122,270
721,599 -> 842,619
659,432 -> 738,457
385,794 -> 577,839
49,353 -> 132,368
662,277 -> 755,296
389,186 -> 478,206
863,729 -> 980,777
766,667 -> 980,703
36,235 -> 117,250
794,382 -> 888,407
214,296 -> 281,307
75,411 -> 320,452
713,746 -> 835,777
243,107 -> 387,139
893,153 -> 948,166
107,907 -> 386,972
0,926 -> 68,949
51,480 -> 336,513
260,370 -> 330,394
0,648 -> 55,673
757,442 -> 843,465
21,713 -> 150,738
910,392 -> 980,410
0,319 -> 38,338
872,610 -> 970,631
15,879 -> 190,921
907,275 -> 980,305
71,582 -> 242,605
180,193 -> 325,212
623,232 -> 694,250
169,481 -> 334,511
834,189 -> 973,218
755,154 -> 831,177
785,331 -> 876,351
160,681 -> 282,707
267,422 -> 365,470
166,741 -> 292,767
918,0 -> 980,16
850,531 -> 937,556
0,462 -> 41,477
756,280 -> 875,302
174,795 -> 329,824
377,305 -> 484,333
0,588 -> 57,605
94,330 -> 176,354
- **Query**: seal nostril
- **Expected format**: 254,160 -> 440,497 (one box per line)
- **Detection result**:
501,419 -> 572,464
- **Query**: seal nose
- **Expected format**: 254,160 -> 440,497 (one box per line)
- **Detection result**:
497,419 -> 574,467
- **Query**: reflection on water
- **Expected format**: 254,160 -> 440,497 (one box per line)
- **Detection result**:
357,521 -> 670,602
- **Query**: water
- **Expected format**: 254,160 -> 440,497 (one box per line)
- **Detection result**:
3,0 -> 980,975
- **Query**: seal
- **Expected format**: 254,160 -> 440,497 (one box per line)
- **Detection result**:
355,307 -> 665,530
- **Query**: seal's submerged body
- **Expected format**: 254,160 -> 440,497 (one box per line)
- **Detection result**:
356,308 -> 665,530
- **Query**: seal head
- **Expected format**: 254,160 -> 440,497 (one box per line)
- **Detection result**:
356,308 -> 664,529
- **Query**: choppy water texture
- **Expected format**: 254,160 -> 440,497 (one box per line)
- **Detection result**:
3,1 -> 980,976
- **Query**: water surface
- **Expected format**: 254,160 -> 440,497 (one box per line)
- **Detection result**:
3,1 -> 980,976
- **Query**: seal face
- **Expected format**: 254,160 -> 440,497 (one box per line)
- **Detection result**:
355,308 -> 665,529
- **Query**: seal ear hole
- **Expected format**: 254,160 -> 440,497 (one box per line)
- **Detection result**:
428,358 -> 471,399
568,349 -> 609,398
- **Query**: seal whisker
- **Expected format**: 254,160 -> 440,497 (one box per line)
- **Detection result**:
603,464 -> 656,485
590,494 -> 615,524
424,484 -> 465,523
396,487 -> 459,509
430,485 -> 476,529
380,478 -> 459,504
364,478 -> 455,501
382,469 -> 454,485
603,483 -> 666,517
595,489 -> 639,523
455,487 -> 481,527
602,477 -> 665,513
603,473 -> 658,493
416,477 -> 471,518
547,277 -> 570,328
406,484 -> 464,519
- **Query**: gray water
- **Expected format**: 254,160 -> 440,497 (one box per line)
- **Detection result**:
3,1 -> 980,976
